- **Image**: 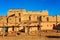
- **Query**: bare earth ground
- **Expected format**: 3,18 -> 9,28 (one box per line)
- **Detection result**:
0,32 -> 60,40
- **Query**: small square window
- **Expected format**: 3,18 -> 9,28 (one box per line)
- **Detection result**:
47,25 -> 48,26
50,25 -> 52,26
43,16 -> 45,17
47,17 -> 49,21
19,13 -> 20,16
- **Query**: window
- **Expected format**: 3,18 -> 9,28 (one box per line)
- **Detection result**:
12,26 -> 14,31
7,18 -> 8,23
19,13 -> 20,16
29,15 -> 31,20
37,16 -> 42,21
39,16 -> 42,21
43,16 -> 45,17
19,18 -> 21,22
47,17 -> 49,21
50,25 -> 52,26
10,18 -> 11,20
47,25 -> 48,27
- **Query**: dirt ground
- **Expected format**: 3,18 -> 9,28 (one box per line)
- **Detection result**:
0,32 -> 60,40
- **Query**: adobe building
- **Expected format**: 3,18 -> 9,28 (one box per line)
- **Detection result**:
0,9 -> 60,34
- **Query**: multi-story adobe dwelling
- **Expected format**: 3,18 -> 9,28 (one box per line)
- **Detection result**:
0,9 -> 60,34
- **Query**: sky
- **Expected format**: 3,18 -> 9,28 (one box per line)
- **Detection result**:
0,0 -> 60,16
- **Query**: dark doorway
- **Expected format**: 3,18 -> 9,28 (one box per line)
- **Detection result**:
53,24 -> 60,30
3,26 -> 8,33
12,26 -> 14,31
39,16 -> 42,21
5,27 -> 8,32
19,26 -> 25,33
3,26 -> 8,36
37,25 -> 40,30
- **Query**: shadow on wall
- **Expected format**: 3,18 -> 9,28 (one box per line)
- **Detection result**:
46,36 -> 60,38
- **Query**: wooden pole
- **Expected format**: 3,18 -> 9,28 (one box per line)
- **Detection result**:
56,14 -> 58,32
56,14 -> 57,25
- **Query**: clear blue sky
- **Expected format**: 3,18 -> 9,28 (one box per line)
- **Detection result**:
0,0 -> 60,16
